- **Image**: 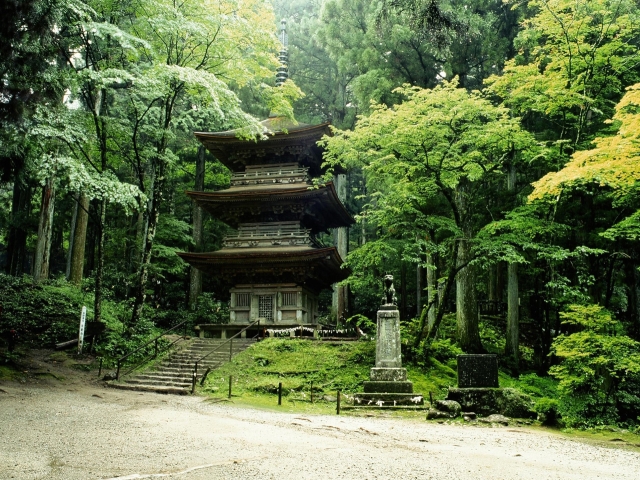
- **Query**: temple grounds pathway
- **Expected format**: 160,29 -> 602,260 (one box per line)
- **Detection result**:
0,384 -> 640,480
1,378 -> 639,480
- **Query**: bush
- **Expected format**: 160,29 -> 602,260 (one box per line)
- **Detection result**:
533,397 -> 560,425
517,373 -> 559,398
345,314 -> 375,335
427,338 -> 463,363
0,274 -> 85,347
0,274 -> 170,369
550,304 -> 640,427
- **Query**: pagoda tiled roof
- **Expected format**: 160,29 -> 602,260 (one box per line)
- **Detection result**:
177,246 -> 349,294
194,117 -> 332,174
185,181 -> 354,233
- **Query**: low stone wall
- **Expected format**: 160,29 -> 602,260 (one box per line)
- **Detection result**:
445,387 -> 536,418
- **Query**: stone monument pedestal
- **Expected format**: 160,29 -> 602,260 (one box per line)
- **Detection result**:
353,307 -> 423,408
438,353 -> 535,419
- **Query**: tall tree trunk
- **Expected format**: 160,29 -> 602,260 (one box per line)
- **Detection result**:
6,178 -> 31,275
455,180 -> 482,353
94,197 -> 106,323
496,261 -> 505,302
426,253 -> 437,331
505,164 -> 519,366
332,173 -> 348,323
66,193 -> 78,279
360,215 -> 366,245
628,249 -> 640,340
33,176 -> 55,282
488,264 -> 497,301
400,262 -> 407,319
416,264 -> 422,319
93,98 -> 109,324
188,146 -> 205,309
456,238 -> 482,352
130,158 -> 166,325
506,262 -> 519,363
85,203 -> 96,275
69,193 -> 89,285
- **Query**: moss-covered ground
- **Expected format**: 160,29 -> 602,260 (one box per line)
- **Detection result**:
199,338 -> 457,414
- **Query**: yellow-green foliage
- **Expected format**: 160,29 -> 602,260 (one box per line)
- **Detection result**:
530,84 -> 640,200
486,0 -> 640,141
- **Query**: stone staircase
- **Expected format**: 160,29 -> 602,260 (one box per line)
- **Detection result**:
108,338 -> 256,395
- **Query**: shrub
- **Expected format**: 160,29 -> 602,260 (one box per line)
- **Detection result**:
427,338 -> 463,363
533,397 -> 560,425
549,304 -> 640,427
345,314 -> 376,335
0,274 -> 84,347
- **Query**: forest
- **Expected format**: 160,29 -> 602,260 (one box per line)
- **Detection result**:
1,0 -> 640,428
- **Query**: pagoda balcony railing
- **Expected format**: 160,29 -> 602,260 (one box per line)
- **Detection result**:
222,221 -> 320,248
230,163 -> 309,187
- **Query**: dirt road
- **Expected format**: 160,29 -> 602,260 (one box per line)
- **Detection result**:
1,374 -> 639,480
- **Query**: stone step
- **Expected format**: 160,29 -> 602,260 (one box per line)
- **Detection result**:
107,337 -> 256,395
108,383 -> 189,395
133,372 -> 192,381
162,360 -> 224,368
174,352 -> 245,359
124,378 -> 191,388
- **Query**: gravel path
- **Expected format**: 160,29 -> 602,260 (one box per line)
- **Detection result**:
1,379 -> 639,480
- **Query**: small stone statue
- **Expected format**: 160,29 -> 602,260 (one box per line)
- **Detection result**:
382,274 -> 397,306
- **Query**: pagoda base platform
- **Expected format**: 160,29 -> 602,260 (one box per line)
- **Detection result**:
195,323 -> 321,339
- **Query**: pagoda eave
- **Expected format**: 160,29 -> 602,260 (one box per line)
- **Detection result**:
195,121 -> 332,174
185,182 -> 354,232
178,247 -> 350,294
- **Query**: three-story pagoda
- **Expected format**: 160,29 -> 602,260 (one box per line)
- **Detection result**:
178,116 -> 353,330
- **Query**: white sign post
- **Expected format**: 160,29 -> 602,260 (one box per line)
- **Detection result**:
78,306 -> 87,355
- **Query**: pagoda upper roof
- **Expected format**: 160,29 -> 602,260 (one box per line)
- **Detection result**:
186,181 -> 354,233
194,116 -> 332,174
177,246 -> 349,294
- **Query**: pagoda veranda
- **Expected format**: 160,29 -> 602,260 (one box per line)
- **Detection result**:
178,117 -> 354,337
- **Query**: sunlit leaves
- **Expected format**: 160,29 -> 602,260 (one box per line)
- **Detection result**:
549,304 -> 640,426
530,84 -> 640,200
324,79 -> 536,192
29,153 -> 145,214
486,0 -> 640,145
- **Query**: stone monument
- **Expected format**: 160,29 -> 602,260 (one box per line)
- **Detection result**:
457,354 -> 499,388
441,353 -> 536,419
353,276 -> 424,408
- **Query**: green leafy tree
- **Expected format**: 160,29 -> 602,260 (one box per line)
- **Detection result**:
550,304 -> 640,427
323,80 -> 537,352
486,0 -> 640,150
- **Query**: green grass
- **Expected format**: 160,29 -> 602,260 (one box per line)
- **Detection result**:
198,338 -> 458,412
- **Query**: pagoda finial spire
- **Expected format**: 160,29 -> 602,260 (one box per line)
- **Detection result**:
275,19 -> 289,87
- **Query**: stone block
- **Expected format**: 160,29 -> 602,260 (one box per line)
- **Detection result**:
435,399 -> 461,417
370,367 -> 407,382
479,414 -> 510,426
353,392 -> 424,407
457,354 -> 499,388
446,387 -> 536,418
363,381 -> 414,394
426,409 -> 451,420
376,309 -> 401,368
